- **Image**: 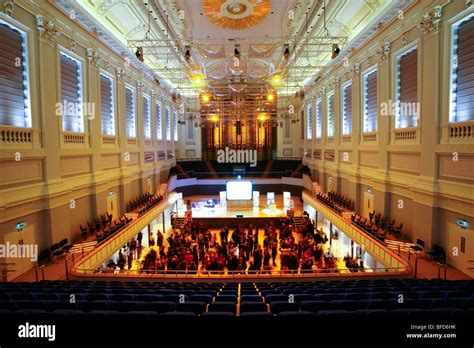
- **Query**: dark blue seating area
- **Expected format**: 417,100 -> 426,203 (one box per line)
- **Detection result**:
0,279 -> 473,319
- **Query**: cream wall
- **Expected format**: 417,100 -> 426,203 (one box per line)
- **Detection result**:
297,1 -> 474,263
0,1 -> 176,250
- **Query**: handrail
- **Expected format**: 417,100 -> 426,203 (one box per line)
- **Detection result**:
175,171 -> 304,179
302,191 -> 411,274
70,192 -> 180,276
35,265 -> 46,283
68,265 -> 409,280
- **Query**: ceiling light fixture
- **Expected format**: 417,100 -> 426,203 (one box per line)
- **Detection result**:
283,44 -> 290,60
184,46 -> 191,62
271,74 -> 282,86
258,113 -> 269,122
193,73 -> 205,87
332,44 -> 340,59
209,114 -> 219,122
135,47 -> 144,62
201,92 -> 211,104
266,92 -> 275,102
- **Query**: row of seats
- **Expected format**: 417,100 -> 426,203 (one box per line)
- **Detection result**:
1,279 -> 473,319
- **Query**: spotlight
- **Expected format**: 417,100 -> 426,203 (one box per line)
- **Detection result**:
201,92 -> 211,104
266,92 -> 275,102
258,113 -> 269,122
332,44 -> 340,59
283,44 -> 290,60
234,44 -> 240,59
135,47 -> 144,62
209,114 -> 219,122
193,73 -> 204,86
271,74 -> 282,86
184,46 -> 191,62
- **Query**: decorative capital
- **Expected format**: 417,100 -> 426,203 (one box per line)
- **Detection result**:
333,78 -> 340,88
136,80 -> 144,90
87,48 -> 101,67
351,63 -> 360,79
36,16 -> 60,43
116,67 -> 124,81
417,5 -> 442,35
401,32 -> 409,46
68,37 -> 77,52
377,42 -> 391,62
2,1 -> 14,15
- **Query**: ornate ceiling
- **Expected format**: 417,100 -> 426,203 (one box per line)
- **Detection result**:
55,0 -> 412,123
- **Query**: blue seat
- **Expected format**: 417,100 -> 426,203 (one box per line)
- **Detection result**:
108,301 -> 145,312
239,312 -> 273,318
299,300 -> 334,313
240,295 -> 263,303
278,311 -> 316,318
148,301 -> 176,313
158,311 -> 197,318
214,295 -> 237,303
367,299 -> 398,310
84,294 -> 109,302
208,301 -> 236,314
77,300 -> 109,312
240,302 -> 267,313
316,293 -> 345,301
291,294 -> 315,303
344,293 -> 371,300
281,289 -> 303,295
264,294 -> 287,304
176,301 -> 206,315
370,292 -> 396,300
201,311 -> 235,318
162,294 -> 189,303
33,293 -> 59,301
189,294 -> 213,304
430,298 -> 467,309
133,294 -> 162,302
9,293 -> 35,301
269,301 -> 299,314
109,294 -> 133,302
316,310 -> 352,318
421,291 -> 446,299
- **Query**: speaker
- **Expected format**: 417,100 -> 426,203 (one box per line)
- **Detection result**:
236,214 -> 243,218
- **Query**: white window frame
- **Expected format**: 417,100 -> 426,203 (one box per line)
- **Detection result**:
156,100 -> 163,141
143,93 -> 151,139
99,70 -> 116,136
165,106 -> 171,141
306,103 -> 313,140
125,84 -> 136,138
173,109 -> 178,141
341,80 -> 352,135
326,91 -> 335,137
0,16 -> 32,128
315,99 -> 322,138
449,12 -> 474,123
59,48 -> 85,133
362,65 -> 378,133
394,43 -> 419,129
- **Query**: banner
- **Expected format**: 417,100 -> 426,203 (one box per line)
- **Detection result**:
253,191 -> 260,208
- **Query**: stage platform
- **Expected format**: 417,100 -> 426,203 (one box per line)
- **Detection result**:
177,195 -> 302,227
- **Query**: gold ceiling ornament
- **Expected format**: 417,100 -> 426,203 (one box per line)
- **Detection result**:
203,0 -> 271,30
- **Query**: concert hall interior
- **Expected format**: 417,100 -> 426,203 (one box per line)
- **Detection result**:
0,0 -> 473,345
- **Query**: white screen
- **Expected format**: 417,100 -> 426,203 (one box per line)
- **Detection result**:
226,181 -> 252,200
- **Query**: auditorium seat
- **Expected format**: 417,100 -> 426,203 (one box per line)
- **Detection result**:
240,302 -> 268,313
269,301 -> 299,314
208,302 -> 236,314
176,301 -> 206,315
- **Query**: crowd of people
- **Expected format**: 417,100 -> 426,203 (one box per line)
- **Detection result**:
122,216 -> 345,274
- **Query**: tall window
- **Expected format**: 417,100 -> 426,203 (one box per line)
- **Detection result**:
306,104 -> 313,139
341,82 -> 352,135
315,99 -> 322,138
156,101 -> 162,140
125,86 -> 136,137
165,106 -> 171,141
450,14 -> 474,122
60,52 -> 83,132
0,22 -> 31,128
143,94 -> 151,139
326,92 -> 334,137
173,110 -> 178,141
396,47 -> 418,128
363,68 -> 378,132
100,73 -> 115,135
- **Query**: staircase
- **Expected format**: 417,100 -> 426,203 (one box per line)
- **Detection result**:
290,163 -> 303,177
263,160 -> 273,178
174,217 -> 185,230
293,216 -> 305,233
204,160 -> 218,178
175,163 -> 190,178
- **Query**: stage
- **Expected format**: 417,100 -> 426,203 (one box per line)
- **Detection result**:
177,195 -> 302,228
